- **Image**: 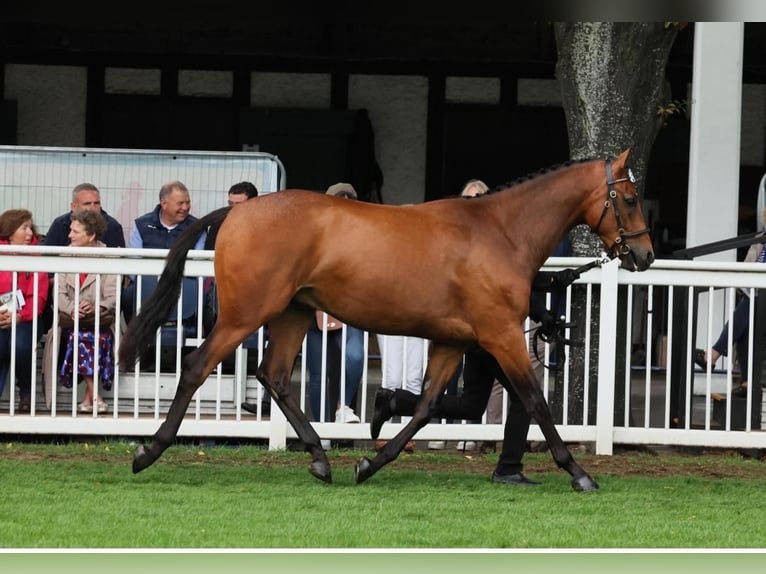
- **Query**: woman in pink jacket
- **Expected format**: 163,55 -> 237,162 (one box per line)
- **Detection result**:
0,209 -> 49,413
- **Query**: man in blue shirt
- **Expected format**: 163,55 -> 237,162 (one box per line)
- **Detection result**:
128,180 -> 205,250
123,181 -> 206,321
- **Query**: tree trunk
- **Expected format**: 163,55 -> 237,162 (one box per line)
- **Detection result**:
554,22 -> 679,424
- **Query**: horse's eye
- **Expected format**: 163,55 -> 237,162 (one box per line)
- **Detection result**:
624,195 -> 637,207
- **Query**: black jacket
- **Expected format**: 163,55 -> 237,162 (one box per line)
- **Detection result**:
44,210 -> 125,247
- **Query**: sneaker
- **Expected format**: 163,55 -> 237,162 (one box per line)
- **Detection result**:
96,400 -> 109,414
78,402 -> 93,413
320,439 -> 331,450
335,405 -> 360,423
457,440 -> 477,452
427,440 -> 446,450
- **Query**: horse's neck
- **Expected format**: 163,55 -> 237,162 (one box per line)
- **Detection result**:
490,169 -> 594,264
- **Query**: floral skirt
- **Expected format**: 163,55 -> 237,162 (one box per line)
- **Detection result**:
59,328 -> 114,391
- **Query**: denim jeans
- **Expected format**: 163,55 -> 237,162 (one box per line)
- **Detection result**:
306,325 -> 365,421
0,321 -> 36,400
712,295 -> 752,378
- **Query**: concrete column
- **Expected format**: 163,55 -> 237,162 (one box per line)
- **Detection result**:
686,22 -> 744,261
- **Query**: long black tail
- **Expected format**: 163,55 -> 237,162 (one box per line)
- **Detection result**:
118,206 -> 232,369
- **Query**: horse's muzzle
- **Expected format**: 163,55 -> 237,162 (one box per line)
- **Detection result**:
620,248 -> 654,272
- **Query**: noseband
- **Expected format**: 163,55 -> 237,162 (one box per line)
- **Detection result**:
592,160 -> 650,258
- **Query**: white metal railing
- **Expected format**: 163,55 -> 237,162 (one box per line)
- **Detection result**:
1,245 -> 765,454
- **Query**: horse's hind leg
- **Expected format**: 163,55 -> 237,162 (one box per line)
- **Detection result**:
355,343 -> 465,484
254,306 -> 333,483
132,325 -> 251,473
487,333 -> 598,492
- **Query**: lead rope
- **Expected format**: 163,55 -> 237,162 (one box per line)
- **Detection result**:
528,254 -> 609,371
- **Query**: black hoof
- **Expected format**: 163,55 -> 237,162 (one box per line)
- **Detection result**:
355,457 -> 374,484
132,444 -> 152,474
309,460 -> 332,484
370,388 -> 395,440
571,474 -> 599,492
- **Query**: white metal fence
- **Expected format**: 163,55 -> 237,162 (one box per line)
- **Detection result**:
1,246 -> 765,454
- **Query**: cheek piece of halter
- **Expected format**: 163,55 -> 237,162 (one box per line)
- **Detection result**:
592,159 -> 650,258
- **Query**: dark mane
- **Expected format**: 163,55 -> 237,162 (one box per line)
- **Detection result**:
465,158 -> 601,197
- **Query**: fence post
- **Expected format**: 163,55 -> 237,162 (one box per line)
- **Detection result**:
595,258 -> 619,455
268,397 -> 289,450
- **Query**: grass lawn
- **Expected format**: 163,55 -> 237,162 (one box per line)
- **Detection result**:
1,440 -> 764,549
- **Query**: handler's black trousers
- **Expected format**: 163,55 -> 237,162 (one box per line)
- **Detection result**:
392,346 -> 531,475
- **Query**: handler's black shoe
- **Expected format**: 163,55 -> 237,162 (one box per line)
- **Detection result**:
492,471 -> 541,486
370,388 -> 395,440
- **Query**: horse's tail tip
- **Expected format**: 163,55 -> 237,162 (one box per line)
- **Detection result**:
117,339 -> 138,370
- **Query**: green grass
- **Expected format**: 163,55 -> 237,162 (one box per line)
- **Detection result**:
1,441 -> 764,548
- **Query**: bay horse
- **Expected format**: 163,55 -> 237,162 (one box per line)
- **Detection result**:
119,148 -> 653,492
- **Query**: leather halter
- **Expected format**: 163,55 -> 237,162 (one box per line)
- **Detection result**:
592,159 -> 650,258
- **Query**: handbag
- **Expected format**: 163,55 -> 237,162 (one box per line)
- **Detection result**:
315,310 -> 343,331
58,307 -> 115,330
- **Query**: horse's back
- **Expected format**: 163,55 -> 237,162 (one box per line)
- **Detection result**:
214,190 -> 522,340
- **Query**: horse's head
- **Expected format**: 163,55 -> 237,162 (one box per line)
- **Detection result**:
588,148 -> 654,271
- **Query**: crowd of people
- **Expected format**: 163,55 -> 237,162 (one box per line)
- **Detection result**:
0,180 -> 247,414
0,179 -> 378,438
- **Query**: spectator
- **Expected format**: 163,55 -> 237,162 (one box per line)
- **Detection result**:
309,311 -> 365,426
454,179 -> 492,452
307,184 -> 365,433
44,183 -> 125,248
122,181 -> 205,321
128,180 -> 204,250
43,210 -> 118,413
0,209 -> 49,413
373,334 -> 427,453
203,181 -> 259,331
204,181 -> 258,250
695,209 -> 766,398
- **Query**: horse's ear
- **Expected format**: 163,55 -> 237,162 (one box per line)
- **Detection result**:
616,147 -> 632,167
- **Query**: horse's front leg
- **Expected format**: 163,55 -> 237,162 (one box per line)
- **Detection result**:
355,344 -> 464,484
530,381 -> 598,491
488,334 -> 598,492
